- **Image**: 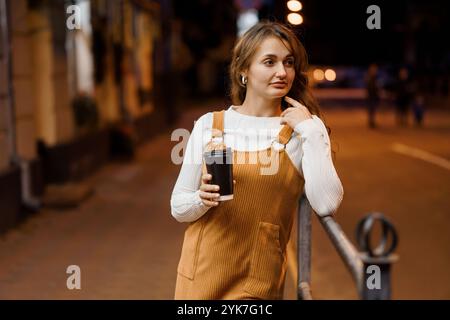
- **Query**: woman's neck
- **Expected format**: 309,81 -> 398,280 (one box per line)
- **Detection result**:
239,94 -> 282,117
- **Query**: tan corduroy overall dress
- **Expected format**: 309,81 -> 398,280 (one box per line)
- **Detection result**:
175,110 -> 305,300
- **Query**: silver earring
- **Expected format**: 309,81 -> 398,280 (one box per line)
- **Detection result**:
241,75 -> 247,86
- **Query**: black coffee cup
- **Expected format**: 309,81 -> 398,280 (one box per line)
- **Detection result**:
204,148 -> 234,201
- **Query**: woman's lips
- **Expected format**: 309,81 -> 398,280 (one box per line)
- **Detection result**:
271,82 -> 287,88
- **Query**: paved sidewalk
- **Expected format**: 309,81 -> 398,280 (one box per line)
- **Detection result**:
0,100 -> 449,299
0,100 -> 223,299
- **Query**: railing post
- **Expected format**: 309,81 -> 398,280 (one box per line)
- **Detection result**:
297,193 -> 312,300
356,213 -> 399,300
296,195 -> 399,300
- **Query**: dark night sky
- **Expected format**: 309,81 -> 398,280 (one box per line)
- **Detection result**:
173,0 -> 450,68
286,0 -> 450,67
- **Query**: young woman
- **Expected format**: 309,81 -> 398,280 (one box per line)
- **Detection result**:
170,21 -> 344,299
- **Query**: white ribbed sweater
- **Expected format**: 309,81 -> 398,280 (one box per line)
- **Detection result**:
170,106 -> 344,222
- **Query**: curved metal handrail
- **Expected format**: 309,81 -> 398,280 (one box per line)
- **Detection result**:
297,194 -> 398,300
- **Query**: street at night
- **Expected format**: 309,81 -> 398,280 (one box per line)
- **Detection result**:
1,0 -> 449,306
1,97 -> 448,299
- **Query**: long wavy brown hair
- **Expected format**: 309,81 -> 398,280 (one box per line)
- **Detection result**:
228,21 -> 331,136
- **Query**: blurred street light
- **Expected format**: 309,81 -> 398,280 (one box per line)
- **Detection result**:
325,69 -> 336,81
287,12 -> 303,25
237,8 -> 259,36
313,69 -> 325,81
286,1 -> 303,25
287,1 -> 302,12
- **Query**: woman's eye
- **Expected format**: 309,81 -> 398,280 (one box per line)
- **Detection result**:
264,60 -> 294,66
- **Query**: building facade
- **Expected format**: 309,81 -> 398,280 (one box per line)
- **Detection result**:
0,0 -> 166,233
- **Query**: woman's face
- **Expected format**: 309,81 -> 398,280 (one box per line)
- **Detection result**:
245,36 -> 295,99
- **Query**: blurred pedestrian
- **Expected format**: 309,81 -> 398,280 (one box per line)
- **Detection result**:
410,75 -> 426,127
365,63 -> 380,128
170,21 -> 344,300
412,92 -> 425,127
394,67 -> 413,126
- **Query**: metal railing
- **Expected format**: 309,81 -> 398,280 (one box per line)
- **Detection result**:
297,193 -> 399,300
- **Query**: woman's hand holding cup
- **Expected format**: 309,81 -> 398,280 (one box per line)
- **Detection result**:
199,173 -> 237,207
199,173 -> 220,207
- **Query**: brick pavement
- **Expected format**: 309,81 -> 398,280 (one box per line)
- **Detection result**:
0,100 -> 222,299
0,99 -> 449,299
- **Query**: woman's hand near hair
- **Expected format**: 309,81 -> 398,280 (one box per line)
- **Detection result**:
280,96 -> 313,128
199,174 -> 220,207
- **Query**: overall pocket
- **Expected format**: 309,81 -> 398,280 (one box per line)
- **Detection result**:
177,221 -> 205,280
244,222 -> 285,299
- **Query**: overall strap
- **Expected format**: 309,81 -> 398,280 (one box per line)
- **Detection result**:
203,110 -> 226,173
212,110 -> 225,139
277,125 -> 294,145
